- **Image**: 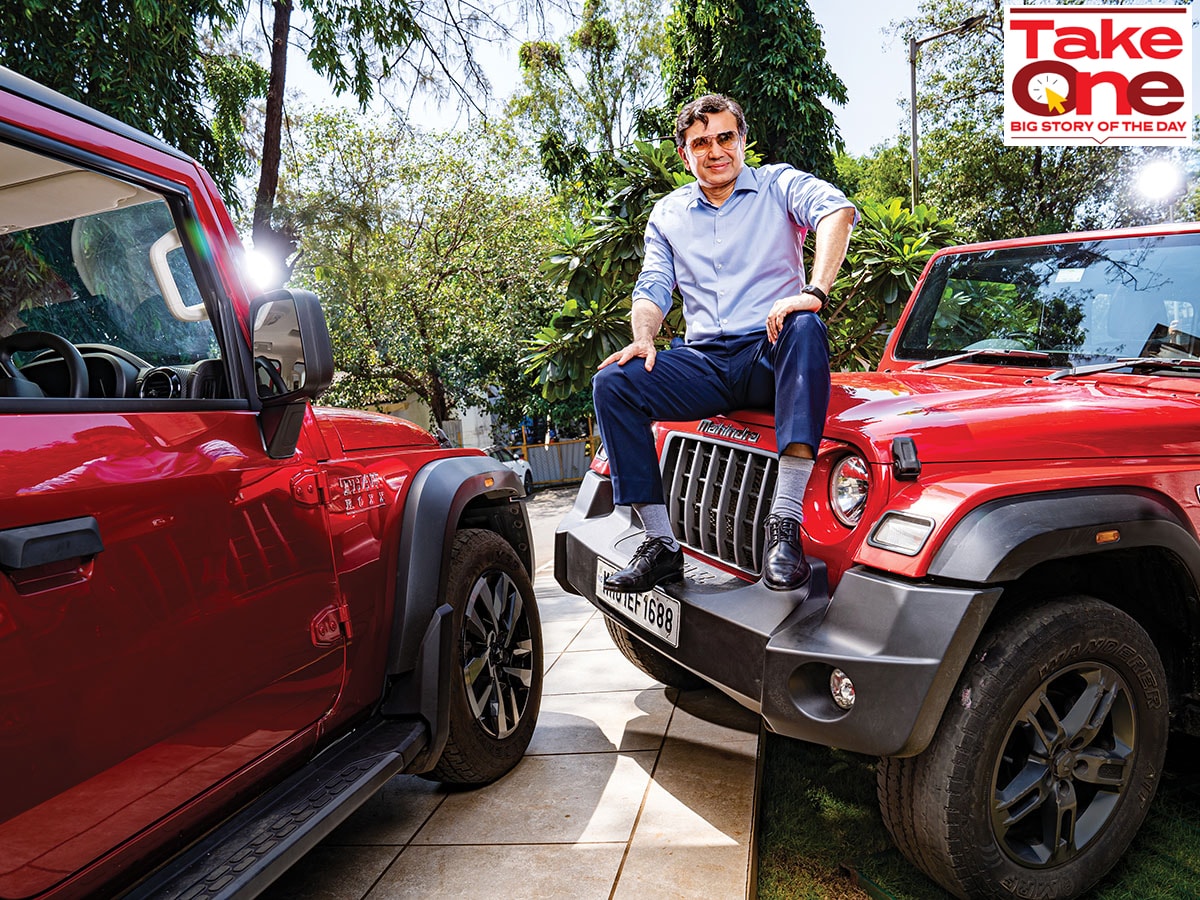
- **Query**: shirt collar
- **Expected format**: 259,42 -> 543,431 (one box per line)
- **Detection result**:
687,164 -> 761,209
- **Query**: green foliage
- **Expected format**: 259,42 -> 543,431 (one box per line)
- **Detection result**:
826,198 -> 963,370
663,0 -> 846,177
837,140 -> 912,207
524,138 -> 713,401
0,0 -> 255,196
508,0 -> 668,208
202,52 -> 270,188
281,112 -> 559,423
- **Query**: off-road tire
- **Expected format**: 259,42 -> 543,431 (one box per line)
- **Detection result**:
427,529 -> 542,785
877,596 -> 1168,900
604,616 -> 705,690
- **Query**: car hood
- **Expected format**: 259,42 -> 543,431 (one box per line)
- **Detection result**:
819,370 -> 1200,463
313,406 -> 437,453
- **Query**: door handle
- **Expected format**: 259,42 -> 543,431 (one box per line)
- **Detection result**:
0,516 -> 104,570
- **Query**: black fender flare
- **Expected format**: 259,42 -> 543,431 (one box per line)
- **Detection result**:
379,455 -> 528,770
927,487 -> 1200,585
388,455 -> 527,676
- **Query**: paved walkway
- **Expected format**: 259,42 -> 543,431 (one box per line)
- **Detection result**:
261,491 -> 761,900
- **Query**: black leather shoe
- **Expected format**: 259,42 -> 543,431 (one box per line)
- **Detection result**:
603,536 -> 683,593
762,514 -> 811,591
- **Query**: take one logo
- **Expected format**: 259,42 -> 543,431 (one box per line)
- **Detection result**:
1003,5 -> 1191,146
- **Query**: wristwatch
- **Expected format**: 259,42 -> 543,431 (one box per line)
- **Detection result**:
800,284 -> 828,304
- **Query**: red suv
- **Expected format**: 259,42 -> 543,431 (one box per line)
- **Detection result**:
0,68 -> 541,899
558,223 -> 1200,899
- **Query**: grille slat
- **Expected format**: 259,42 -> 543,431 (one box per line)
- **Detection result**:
715,446 -> 738,563
662,435 -> 775,575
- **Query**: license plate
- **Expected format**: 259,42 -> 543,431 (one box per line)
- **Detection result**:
595,559 -> 682,647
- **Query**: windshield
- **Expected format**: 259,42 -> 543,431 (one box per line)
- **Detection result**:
895,233 -> 1200,365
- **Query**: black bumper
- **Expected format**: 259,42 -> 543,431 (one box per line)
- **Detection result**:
556,471 -> 1002,758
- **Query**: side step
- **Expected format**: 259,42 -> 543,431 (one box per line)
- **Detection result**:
124,719 -> 428,900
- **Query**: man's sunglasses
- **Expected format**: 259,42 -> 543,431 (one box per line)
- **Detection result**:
686,130 -> 740,155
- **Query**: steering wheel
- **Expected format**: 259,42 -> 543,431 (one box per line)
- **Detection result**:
0,331 -> 89,398
254,355 -> 290,397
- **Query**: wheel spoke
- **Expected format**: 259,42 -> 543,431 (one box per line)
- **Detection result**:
493,671 -> 511,736
995,760 -> 1051,829
488,574 -> 508,627
466,669 -> 495,720
502,661 -> 534,688
1073,747 -> 1129,789
500,582 -> 524,648
1046,779 -> 1079,865
466,581 -> 497,641
1060,670 -> 1119,747
464,652 -> 489,689
1030,691 -> 1065,752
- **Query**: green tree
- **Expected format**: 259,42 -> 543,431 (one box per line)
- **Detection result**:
524,138 -> 706,402
509,0 -> 668,207
0,0 -> 264,197
825,198 -> 963,370
247,0 -> 543,279
281,111 -> 558,425
662,0 -> 847,176
835,141 -> 912,207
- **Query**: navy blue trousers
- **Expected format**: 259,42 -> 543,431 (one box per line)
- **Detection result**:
592,311 -> 831,506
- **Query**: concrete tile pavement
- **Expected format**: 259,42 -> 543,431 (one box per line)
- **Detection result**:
260,489 -> 761,900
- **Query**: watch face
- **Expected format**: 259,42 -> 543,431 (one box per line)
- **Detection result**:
1029,72 -> 1070,112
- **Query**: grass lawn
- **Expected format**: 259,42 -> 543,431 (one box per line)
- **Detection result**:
756,732 -> 1200,899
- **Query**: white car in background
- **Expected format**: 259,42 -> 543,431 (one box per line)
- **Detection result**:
486,446 -> 534,496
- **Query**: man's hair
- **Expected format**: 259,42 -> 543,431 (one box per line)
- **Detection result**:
674,94 -> 748,148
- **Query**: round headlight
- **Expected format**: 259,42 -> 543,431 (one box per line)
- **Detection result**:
830,455 -> 870,526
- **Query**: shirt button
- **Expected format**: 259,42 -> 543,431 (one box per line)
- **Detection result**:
721,318 -> 729,324
716,238 -> 722,243
716,263 -> 722,269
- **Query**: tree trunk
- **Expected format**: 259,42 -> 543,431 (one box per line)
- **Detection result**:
253,0 -> 297,281
429,374 -> 450,425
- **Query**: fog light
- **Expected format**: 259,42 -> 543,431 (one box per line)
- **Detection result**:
830,668 -> 856,710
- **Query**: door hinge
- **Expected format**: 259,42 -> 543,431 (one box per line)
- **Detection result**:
291,470 -> 329,506
310,599 -> 353,646
336,600 -> 353,640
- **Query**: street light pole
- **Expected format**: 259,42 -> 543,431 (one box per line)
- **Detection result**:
909,14 -> 988,211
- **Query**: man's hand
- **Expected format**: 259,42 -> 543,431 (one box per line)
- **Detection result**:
600,298 -> 666,370
766,293 -> 823,344
599,338 -> 658,371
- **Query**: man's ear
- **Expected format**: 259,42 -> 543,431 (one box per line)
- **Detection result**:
677,146 -> 692,173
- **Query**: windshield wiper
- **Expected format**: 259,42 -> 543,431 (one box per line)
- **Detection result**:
914,348 -> 1055,372
1048,357 -> 1200,381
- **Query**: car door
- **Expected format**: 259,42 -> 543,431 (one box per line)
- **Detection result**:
0,133 -> 344,897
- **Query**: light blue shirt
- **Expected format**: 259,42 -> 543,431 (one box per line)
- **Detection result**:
632,163 -> 857,342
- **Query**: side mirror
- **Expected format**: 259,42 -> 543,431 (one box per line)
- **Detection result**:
249,289 -> 335,458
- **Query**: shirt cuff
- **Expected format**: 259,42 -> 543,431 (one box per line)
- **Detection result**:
631,282 -> 674,316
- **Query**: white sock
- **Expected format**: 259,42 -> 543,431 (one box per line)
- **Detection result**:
633,503 -> 680,550
770,456 -> 814,522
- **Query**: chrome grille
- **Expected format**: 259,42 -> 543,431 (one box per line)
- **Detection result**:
662,435 -> 776,574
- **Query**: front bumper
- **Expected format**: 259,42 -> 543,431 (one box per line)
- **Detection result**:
556,471 -> 1001,757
